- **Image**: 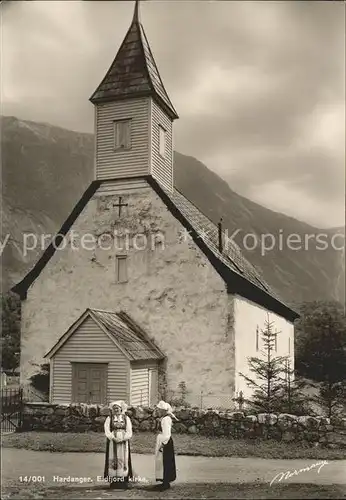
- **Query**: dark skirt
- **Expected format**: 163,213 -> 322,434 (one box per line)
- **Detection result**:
156,437 -> 176,484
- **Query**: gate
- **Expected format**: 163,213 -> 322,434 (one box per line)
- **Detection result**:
1,387 -> 23,433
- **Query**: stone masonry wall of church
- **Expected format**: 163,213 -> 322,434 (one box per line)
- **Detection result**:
21,186 -> 236,407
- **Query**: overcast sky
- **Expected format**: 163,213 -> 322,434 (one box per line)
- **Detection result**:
2,0 -> 345,229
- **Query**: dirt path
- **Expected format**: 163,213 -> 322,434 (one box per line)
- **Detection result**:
2,448 -> 346,488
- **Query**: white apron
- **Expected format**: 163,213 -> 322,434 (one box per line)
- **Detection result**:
108,415 -> 129,478
155,434 -> 164,480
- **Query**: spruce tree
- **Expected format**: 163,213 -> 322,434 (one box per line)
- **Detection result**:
313,380 -> 346,418
239,316 -> 287,413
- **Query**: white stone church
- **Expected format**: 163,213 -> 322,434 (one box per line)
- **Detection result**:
13,1 -> 298,408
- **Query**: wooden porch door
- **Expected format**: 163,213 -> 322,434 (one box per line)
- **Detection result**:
72,363 -> 107,404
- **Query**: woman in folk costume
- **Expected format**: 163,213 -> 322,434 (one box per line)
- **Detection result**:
104,400 -> 133,489
154,400 -> 178,491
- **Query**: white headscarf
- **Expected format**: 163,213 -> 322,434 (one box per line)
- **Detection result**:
109,400 -> 128,413
156,400 -> 178,421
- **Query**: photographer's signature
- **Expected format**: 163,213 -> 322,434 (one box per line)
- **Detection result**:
270,460 -> 328,486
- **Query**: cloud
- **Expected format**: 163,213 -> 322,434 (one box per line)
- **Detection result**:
1,0 -> 345,228
251,179 -> 343,230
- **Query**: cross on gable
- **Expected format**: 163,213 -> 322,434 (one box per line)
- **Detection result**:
113,196 -> 128,216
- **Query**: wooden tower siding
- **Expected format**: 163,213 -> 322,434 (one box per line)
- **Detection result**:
150,99 -> 173,192
51,316 -> 130,404
96,98 -> 150,181
96,99 -> 174,193
95,95 -> 173,193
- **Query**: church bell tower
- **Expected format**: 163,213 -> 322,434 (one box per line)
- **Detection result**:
90,0 -> 178,193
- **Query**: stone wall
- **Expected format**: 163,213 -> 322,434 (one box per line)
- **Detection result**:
22,403 -> 346,449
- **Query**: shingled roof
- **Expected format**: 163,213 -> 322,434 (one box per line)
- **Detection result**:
89,0 -> 178,120
161,186 -> 278,300
45,308 -> 165,361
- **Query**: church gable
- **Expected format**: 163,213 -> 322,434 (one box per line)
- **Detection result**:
48,314 -> 128,404
19,184 -> 234,396
27,183 -> 227,295
45,308 -> 164,361
48,314 -> 124,361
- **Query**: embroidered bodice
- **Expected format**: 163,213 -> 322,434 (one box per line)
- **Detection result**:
104,413 -> 132,444
112,415 -> 126,430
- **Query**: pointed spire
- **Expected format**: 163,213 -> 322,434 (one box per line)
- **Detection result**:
89,0 -> 178,120
133,0 -> 140,24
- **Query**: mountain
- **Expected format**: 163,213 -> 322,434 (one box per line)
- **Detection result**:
1,116 -> 344,306
1,116 -> 94,290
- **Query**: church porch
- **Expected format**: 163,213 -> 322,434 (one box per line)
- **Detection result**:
44,308 -> 165,406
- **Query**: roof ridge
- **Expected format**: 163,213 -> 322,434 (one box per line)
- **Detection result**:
89,308 -> 119,314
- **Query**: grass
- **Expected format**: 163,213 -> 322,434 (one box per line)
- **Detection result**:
2,431 -> 346,460
1,482 -> 345,499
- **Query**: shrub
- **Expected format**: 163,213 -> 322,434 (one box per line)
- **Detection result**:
29,363 -> 50,395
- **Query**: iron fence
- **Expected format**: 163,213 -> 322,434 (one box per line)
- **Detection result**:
1,387 -> 23,432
